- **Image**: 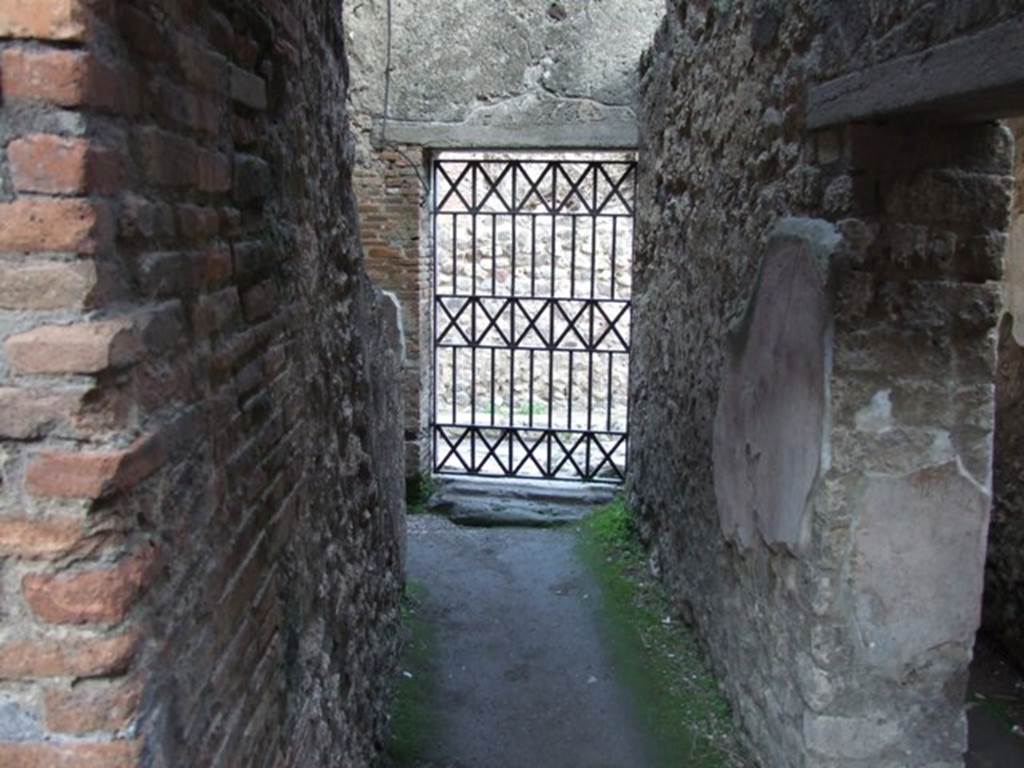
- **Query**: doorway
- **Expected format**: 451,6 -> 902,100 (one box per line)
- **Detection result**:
430,152 -> 635,483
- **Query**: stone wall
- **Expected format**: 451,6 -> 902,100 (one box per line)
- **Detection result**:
630,2 -> 1018,766
346,0 -> 664,149
986,118 -> 1024,664
0,1 -> 404,766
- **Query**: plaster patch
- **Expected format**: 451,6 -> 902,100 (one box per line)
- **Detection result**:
851,462 -> 990,673
713,218 -> 836,553
854,389 -> 892,433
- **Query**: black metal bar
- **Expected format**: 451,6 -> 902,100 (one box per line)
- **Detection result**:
606,351 -> 613,432
470,166 -> 478,471
432,157 -> 439,472
451,346 -> 457,424
551,170 -> 557,299
451,212 -> 458,294
611,215 -> 618,300
570,216 -> 576,300
528,349 -> 535,429
530,216 -> 537,298
590,165 -> 598,300
491,213 -> 497,296
567,349 -> 574,431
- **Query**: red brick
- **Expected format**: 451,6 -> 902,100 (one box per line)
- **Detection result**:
0,48 -> 139,114
233,34 -> 260,69
136,127 -> 197,188
175,32 -> 227,92
0,0 -> 93,42
24,549 -> 155,624
220,207 -> 242,236
25,432 -> 165,499
119,194 -> 176,241
5,319 -> 140,375
116,5 -> 163,55
229,63 -> 267,110
154,78 -> 223,135
176,204 -> 220,241
242,280 -> 277,321
198,245 -> 233,287
0,260 -> 103,310
197,149 -> 231,193
0,517 -> 85,559
193,287 -> 240,336
0,741 -> 141,768
138,251 -> 195,297
8,134 -> 122,195
0,631 -> 138,678
1,47 -> 87,105
0,198 -> 112,254
44,676 -> 143,734
208,10 -> 233,53
0,387 -> 80,439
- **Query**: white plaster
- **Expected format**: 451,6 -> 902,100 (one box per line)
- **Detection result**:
854,389 -> 892,433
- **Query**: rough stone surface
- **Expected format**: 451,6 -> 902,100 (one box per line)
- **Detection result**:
630,3 -> 1016,766
345,0 -> 662,147
985,117 -> 1024,666
0,1 -> 404,766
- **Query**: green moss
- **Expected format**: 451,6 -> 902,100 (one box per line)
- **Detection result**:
578,498 -> 750,768
384,582 -> 438,765
968,691 -> 1024,738
405,474 -> 435,515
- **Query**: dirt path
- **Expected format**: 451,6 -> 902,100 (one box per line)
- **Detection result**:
403,515 -> 655,768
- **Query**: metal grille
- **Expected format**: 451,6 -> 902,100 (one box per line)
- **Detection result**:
431,154 -> 634,483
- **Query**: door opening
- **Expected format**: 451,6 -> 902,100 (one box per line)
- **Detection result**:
431,152 -> 635,483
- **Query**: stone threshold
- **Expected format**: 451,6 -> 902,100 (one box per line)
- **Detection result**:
427,476 -> 618,527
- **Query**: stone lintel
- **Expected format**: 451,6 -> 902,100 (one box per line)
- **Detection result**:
381,118 -> 639,150
807,14 -> 1024,129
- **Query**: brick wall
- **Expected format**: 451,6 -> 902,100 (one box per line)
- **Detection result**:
0,1 -> 404,765
351,143 -> 428,477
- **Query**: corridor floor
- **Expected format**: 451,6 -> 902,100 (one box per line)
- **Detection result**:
398,512 -> 1024,768
403,514 -> 656,768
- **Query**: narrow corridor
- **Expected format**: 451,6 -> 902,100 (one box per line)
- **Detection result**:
402,515 -> 655,768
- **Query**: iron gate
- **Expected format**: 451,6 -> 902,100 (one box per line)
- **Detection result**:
431,154 -> 635,483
